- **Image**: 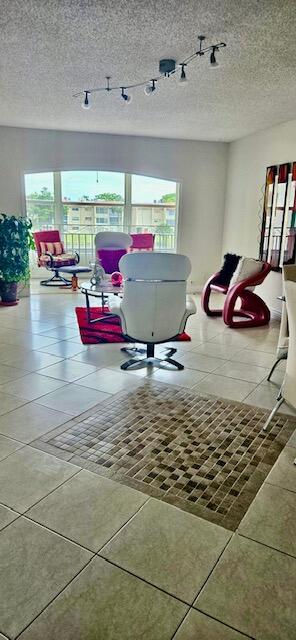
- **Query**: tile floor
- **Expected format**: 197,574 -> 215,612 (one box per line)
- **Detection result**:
0,288 -> 295,639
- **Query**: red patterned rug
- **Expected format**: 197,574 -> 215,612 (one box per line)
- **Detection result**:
75,307 -> 191,345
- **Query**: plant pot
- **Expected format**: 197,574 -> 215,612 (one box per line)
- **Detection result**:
0,281 -> 19,305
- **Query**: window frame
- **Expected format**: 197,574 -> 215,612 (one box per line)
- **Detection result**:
24,170 -> 179,253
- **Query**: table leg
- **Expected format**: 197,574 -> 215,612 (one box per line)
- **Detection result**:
72,274 -> 78,291
86,291 -> 91,323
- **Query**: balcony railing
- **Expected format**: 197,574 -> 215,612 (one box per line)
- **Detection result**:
30,224 -> 176,275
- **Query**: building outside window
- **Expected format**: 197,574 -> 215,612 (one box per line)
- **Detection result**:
25,170 -> 179,266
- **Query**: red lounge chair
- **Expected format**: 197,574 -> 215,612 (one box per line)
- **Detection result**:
201,260 -> 271,328
33,230 -> 79,286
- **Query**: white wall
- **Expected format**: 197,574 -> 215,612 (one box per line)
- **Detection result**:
223,119 -> 296,314
0,126 -> 228,289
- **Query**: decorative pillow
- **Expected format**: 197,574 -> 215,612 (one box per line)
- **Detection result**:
229,257 -> 263,290
216,253 -> 241,286
52,241 -> 64,255
39,241 -> 65,255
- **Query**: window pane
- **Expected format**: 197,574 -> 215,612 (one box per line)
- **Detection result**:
131,205 -> 176,250
64,204 -> 124,229
61,171 -> 124,203
131,175 -> 176,204
24,172 -> 54,229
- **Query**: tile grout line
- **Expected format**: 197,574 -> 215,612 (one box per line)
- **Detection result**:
97,554 -> 191,607
237,531 -> 296,561
23,489 -> 150,556
191,607 -> 256,640
13,554 -> 95,640
190,531 -> 235,604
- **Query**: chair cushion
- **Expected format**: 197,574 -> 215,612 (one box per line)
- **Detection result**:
39,253 -> 76,267
229,257 -> 263,289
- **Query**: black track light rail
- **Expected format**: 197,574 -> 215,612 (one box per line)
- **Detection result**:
73,35 -> 226,100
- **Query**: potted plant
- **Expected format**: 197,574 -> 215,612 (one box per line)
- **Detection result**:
0,214 -> 34,305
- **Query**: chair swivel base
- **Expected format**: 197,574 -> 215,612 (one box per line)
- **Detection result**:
121,346 -> 177,358
120,344 -> 184,371
40,270 -> 72,287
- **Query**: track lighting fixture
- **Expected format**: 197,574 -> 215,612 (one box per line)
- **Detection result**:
144,79 -> 156,95
81,91 -> 91,109
74,35 -> 226,107
210,46 -> 219,67
179,64 -> 187,83
121,87 -> 132,103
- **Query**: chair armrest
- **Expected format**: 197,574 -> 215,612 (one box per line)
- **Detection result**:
74,252 -> 80,264
45,252 -> 54,268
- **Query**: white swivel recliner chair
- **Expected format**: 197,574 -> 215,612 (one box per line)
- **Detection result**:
109,252 -> 197,370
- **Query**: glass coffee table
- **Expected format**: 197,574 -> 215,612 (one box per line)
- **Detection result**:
80,280 -> 123,324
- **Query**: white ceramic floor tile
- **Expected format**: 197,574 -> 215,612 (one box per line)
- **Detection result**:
0,517 -> 91,638
0,392 -> 27,416
193,373 -> 256,402
214,360 -> 269,384
0,434 -> 24,461
38,341 -> 86,358
177,352 -> 225,373
151,367 -> 207,388
0,446 -> 79,512
75,367 -> 143,394
37,360 -> 98,382
0,364 -> 28,385
196,534 -> 296,640
35,383 -> 110,416
0,504 -> 19,530
244,384 -> 296,416
231,348 -> 279,368
192,342 -> 241,360
239,483 -> 296,557
0,373 -> 68,401
27,470 -> 147,551
0,402 -> 70,443
0,349 -> 63,372
71,348 -> 125,368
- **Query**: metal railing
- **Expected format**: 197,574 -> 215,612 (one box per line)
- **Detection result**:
30,224 -> 176,276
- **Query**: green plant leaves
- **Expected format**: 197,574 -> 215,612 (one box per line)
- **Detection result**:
0,214 -> 35,283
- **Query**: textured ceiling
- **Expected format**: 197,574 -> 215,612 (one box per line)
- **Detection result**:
0,0 -> 296,141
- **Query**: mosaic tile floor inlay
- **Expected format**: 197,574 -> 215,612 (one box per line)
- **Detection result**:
34,381 -> 296,529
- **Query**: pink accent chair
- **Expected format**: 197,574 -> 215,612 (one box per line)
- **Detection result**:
201,261 -> 271,328
33,230 -> 79,286
130,233 -> 155,252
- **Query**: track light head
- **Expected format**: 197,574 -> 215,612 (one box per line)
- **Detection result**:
210,46 -> 219,67
121,87 -> 132,102
82,91 -> 91,109
144,79 -> 156,95
179,64 -> 187,83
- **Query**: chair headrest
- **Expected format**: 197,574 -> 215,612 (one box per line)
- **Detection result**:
119,252 -> 191,280
95,232 -> 132,249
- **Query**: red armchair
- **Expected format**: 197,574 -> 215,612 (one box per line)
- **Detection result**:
201,261 -> 271,328
33,230 -> 79,286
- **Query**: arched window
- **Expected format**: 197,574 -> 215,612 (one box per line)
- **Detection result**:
24,170 -> 179,263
